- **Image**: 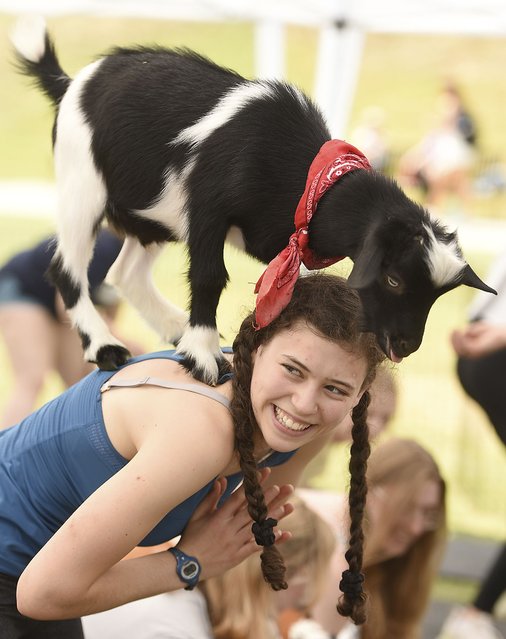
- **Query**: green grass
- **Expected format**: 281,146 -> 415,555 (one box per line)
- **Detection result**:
0,14 -> 505,541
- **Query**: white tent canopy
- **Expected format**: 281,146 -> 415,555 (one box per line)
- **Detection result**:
2,0 -> 505,135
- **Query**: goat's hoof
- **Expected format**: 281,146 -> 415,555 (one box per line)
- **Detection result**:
178,354 -> 228,386
95,345 -> 131,371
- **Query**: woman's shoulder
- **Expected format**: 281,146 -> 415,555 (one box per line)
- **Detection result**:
102,354 -> 235,465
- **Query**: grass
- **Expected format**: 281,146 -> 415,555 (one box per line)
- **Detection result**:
0,13 -> 505,541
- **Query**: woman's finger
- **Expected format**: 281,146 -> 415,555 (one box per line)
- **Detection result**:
190,477 -> 227,519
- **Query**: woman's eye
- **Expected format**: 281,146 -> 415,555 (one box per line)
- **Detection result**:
387,275 -> 399,288
326,385 -> 346,396
282,364 -> 301,376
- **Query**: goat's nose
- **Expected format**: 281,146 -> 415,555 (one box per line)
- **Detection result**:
392,336 -> 420,358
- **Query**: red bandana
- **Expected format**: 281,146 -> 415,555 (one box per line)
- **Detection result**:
254,139 -> 372,329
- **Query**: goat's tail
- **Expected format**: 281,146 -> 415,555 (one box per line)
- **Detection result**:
10,16 -> 70,106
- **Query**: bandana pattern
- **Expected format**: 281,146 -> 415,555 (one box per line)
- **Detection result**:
254,139 -> 371,329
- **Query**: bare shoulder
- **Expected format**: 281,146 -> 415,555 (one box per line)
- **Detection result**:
101,357 -> 234,468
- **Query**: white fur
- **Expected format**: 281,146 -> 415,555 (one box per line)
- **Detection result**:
423,223 -> 466,288
138,160 -> 195,242
53,58 -> 122,358
54,59 -> 107,270
172,82 -> 276,148
10,15 -> 46,63
175,325 -> 223,383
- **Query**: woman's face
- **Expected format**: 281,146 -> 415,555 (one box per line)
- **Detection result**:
367,478 -> 442,562
250,323 -> 368,453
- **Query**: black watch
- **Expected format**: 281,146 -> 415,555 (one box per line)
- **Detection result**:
168,547 -> 201,590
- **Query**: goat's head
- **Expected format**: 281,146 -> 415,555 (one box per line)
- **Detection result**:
347,214 -> 496,362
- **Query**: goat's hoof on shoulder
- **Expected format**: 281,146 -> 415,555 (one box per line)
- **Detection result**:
94,345 -> 131,371
178,354 -> 228,386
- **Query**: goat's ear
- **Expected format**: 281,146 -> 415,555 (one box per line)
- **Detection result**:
348,231 -> 384,289
460,264 -> 497,294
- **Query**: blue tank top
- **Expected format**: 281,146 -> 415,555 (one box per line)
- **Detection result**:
0,350 -> 296,577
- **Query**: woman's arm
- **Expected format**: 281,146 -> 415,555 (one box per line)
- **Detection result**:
16,393 -> 272,619
17,465 -> 293,620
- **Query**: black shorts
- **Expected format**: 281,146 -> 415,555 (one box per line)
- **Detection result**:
0,572 -> 83,639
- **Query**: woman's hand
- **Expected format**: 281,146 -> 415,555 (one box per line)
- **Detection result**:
178,467 -> 294,580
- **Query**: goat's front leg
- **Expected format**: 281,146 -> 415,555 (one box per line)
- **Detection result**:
176,235 -> 230,385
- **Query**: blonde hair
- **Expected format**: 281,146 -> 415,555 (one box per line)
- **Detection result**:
202,496 -> 335,639
361,438 -> 447,639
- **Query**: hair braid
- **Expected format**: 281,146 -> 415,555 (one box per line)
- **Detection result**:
231,319 -> 287,591
337,390 -> 371,625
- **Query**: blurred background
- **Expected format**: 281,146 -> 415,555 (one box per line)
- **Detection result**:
0,0 -> 505,614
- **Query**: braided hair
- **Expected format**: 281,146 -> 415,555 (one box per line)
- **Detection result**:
230,273 -> 384,604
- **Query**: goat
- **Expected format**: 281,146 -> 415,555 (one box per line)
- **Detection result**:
11,17 -> 496,384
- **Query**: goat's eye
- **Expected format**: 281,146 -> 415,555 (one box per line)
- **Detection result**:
387,275 -> 399,288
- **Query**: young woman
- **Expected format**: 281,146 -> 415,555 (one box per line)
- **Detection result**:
300,438 -> 447,639
0,273 -> 384,638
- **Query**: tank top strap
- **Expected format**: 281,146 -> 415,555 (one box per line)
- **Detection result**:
100,376 -> 231,411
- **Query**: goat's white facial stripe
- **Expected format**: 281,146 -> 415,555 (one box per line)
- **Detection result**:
423,223 -> 466,288
172,82 -> 276,147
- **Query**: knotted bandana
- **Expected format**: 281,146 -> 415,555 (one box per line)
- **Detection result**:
254,139 -> 371,329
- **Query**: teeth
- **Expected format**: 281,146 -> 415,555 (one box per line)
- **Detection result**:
274,406 -> 311,432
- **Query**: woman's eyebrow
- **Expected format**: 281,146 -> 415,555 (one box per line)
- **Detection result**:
282,355 -> 355,390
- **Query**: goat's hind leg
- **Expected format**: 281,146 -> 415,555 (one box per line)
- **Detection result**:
47,186 -> 130,370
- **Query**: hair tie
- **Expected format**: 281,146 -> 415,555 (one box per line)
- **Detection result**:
339,569 -> 365,596
252,517 -> 277,547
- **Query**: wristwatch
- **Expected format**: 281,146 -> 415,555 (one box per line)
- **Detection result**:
167,547 -> 201,590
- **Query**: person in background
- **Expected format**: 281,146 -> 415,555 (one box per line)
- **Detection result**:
397,80 -> 477,217
437,250 -> 506,639
299,438 -> 447,639
349,106 -> 391,174
0,228 -> 143,428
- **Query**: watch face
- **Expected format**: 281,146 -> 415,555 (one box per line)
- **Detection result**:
182,560 -> 200,579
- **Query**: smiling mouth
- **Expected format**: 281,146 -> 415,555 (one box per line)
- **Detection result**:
274,406 -> 312,432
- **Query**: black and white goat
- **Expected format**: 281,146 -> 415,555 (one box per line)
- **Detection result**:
12,17 -> 495,384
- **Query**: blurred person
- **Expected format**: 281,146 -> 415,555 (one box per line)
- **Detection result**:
350,106 -> 391,174
299,438 -> 447,638
397,80 -> 477,217
0,228 -> 143,428
438,250 -> 506,639
82,495 -> 335,639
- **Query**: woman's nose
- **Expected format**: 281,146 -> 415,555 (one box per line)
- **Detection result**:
292,385 -> 318,416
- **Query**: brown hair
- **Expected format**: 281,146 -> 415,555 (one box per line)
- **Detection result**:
361,438 -> 447,639
231,273 -> 384,624
202,495 -> 336,639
